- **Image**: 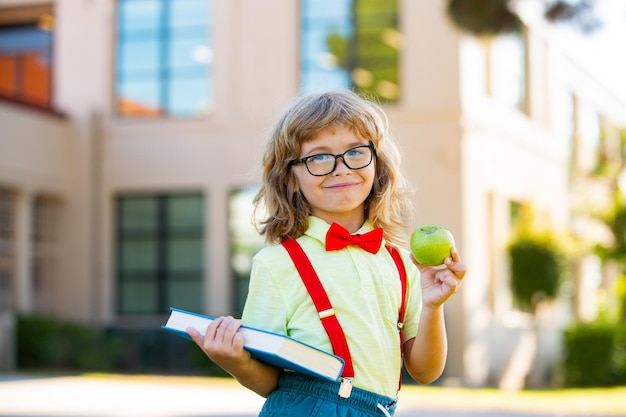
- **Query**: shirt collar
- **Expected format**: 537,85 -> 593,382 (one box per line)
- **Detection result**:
304,216 -> 380,245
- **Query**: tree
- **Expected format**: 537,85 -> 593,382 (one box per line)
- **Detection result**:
507,204 -> 566,314
445,0 -> 602,36
595,192 -> 626,322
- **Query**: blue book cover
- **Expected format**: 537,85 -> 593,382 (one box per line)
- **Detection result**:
162,307 -> 344,381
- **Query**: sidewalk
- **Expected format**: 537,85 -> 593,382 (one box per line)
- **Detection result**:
0,373 -> 264,417
0,373 -> 622,417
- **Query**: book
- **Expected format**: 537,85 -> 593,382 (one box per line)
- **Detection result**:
162,307 -> 344,381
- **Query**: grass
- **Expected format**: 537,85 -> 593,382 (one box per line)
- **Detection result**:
81,373 -> 626,415
399,384 -> 626,415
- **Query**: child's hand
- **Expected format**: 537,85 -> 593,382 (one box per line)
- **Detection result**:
411,247 -> 466,308
187,316 -> 251,372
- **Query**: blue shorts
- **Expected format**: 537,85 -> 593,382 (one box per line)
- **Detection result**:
259,372 -> 398,417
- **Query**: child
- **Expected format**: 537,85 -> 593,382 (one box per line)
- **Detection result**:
188,90 -> 466,416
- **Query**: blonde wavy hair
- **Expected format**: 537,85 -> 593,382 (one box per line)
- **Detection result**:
253,90 -> 414,246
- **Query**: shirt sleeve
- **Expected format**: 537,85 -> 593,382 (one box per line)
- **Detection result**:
241,252 -> 289,336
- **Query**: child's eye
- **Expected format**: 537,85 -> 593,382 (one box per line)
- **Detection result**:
346,148 -> 365,158
308,154 -> 334,164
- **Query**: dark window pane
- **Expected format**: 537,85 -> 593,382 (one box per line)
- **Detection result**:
167,277 -> 202,312
119,197 -> 158,231
167,194 -> 203,229
117,194 -> 204,315
120,280 -> 158,313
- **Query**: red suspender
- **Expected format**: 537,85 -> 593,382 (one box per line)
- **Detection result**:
282,237 -> 356,377
281,237 -> 407,386
389,245 -> 407,350
388,245 -> 407,390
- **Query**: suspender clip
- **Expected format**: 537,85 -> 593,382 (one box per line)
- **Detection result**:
338,377 -> 353,398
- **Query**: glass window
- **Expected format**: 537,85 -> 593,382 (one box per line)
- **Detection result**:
0,190 -> 15,310
32,196 -> 61,313
576,103 -> 602,173
0,23 -> 53,107
300,0 -> 401,102
579,104 -> 601,148
116,194 -> 204,314
228,186 -> 266,316
553,86 -> 575,144
491,32 -> 526,112
115,0 -> 213,118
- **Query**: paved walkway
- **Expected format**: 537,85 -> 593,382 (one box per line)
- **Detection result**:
0,373 -> 621,417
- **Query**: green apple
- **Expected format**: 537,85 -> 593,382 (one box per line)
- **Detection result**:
410,225 -> 455,266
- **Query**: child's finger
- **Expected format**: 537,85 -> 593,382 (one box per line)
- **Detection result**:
221,317 -> 244,343
186,326 -> 203,345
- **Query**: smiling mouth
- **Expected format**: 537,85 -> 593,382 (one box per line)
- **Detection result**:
326,182 -> 359,189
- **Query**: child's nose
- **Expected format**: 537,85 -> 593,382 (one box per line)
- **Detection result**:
332,157 -> 351,174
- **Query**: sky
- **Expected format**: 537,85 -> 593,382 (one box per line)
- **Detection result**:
554,0 -> 626,101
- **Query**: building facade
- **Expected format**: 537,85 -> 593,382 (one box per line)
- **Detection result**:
1,0 -> 625,386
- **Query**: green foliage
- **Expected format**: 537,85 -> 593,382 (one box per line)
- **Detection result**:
445,0 -> 600,36
446,0 -> 521,36
508,235 -> 564,312
617,275 -> 626,321
543,0 -> 601,33
597,202 -> 626,264
17,315 -> 121,371
16,315 -> 229,376
563,321 -> 626,386
507,202 -> 567,312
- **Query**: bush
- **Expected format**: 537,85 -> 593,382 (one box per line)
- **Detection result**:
17,315 -> 120,371
508,237 -> 563,312
17,314 -> 228,376
563,321 -> 626,387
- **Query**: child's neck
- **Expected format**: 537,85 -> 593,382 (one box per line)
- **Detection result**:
316,214 -> 365,234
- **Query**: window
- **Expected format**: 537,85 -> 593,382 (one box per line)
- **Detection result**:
300,0 -> 401,102
553,87 -> 575,145
576,103 -> 601,174
115,0 -> 213,118
31,196 -> 60,313
116,194 -> 204,314
0,19 -> 53,107
490,32 -> 526,112
0,190 -> 15,310
228,186 -> 266,316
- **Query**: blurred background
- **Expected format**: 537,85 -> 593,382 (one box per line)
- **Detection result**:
0,0 -> 625,392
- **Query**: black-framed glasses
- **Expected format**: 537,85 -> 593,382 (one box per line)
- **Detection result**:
290,142 -> 375,176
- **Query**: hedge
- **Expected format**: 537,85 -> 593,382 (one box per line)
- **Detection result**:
563,321 -> 626,387
16,314 -> 227,376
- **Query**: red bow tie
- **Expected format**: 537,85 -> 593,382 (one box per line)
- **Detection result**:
325,222 -> 384,254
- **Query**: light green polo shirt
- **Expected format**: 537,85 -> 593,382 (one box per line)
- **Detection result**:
242,216 -> 422,398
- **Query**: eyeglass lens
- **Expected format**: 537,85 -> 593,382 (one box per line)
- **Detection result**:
305,145 -> 373,176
